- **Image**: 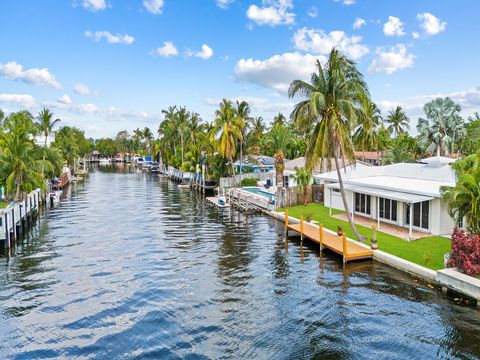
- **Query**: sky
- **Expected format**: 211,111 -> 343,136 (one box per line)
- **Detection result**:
0,0 -> 479,138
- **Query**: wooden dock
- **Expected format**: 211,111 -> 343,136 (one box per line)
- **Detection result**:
285,209 -> 373,265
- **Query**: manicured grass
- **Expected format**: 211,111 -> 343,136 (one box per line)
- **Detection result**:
277,203 -> 451,271
0,202 -> 7,209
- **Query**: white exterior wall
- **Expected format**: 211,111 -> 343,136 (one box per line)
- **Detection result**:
324,182 -> 457,236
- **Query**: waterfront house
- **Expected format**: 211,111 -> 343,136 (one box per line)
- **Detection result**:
233,155 -> 275,174
283,157 -> 369,188
319,156 -> 457,239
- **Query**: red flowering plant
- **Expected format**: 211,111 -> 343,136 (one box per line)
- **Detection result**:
447,227 -> 480,276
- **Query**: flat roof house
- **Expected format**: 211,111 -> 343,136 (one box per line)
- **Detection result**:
233,155 -> 275,174
319,156 -> 457,240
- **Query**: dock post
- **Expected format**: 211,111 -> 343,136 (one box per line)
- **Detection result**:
342,233 -> 347,267
285,209 -> 289,236
319,224 -> 323,253
300,215 -> 304,242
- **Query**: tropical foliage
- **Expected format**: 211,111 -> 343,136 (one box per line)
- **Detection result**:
291,166 -> 312,205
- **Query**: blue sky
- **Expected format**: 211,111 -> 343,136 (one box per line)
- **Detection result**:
0,0 -> 479,137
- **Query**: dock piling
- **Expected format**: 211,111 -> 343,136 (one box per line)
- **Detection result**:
285,209 -> 289,236
342,233 -> 347,267
319,224 -> 323,253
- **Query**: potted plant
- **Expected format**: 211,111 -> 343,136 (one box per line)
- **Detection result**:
370,224 -> 378,250
337,226 -> 343,237
306,213 -> 313,223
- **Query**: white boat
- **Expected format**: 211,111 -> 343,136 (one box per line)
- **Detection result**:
99,158 -> 111,165
49,191 -> 61,204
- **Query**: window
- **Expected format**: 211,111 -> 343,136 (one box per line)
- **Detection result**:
283,175 -> 289,188
405,201 -> 429,230
354,193 -> 371,215
379,197 -> 397,222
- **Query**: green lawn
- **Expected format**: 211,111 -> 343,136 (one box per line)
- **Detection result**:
0,202 -> 7,209
277,203 -> 451,271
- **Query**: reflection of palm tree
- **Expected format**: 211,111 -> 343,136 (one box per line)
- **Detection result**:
289,49 -> 370,241
386,106 -> 409,138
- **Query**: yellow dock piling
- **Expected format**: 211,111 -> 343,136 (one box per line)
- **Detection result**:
319,224 -> 324,253
342,234 -> 347,267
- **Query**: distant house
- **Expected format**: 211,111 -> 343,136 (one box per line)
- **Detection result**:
283,157 -> 369,188
354,151 -> 384,166
319,156 -> 458,239
233,155 -> 275,174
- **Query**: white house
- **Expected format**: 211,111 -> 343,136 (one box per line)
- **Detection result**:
34,132 -> 56,147
319,156 -> 458,239
283,157 -> 370,188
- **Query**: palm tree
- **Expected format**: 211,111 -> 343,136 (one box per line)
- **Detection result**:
263,123 -> 295,157
441,154 -> 480,234
175,107 -> 190,165
143,127 -> 153,156
386,106 -> 409,138
211,99 -> 244,185
272,112 -> 286,127
273,149 -> 285,189
0,112 -> 46,201
236,101 -> 251,184
289,48 -> 370,241
36,108 -> 60,176
417,97 -> 463,156
291,166 -> 313,205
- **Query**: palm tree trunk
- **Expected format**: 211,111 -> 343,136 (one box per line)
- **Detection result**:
239,139 -> 243,185
333,155 -> 365,242
304,186 -> 307,206
180,134 -> 184,165
231,157 -> 237,187
42,134 -> 47,177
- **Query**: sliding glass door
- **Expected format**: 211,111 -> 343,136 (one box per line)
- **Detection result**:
405,201 -> 429,230
379,197 -> 397,222
354,193 -> 371,216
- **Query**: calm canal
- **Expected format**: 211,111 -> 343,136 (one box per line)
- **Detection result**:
1,166 -> 480,359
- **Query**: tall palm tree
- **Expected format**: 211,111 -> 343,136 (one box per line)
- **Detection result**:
417,97 -> 462,156
272,112 -> 286,127
386,106 -> 409,138
289,48 -> 370,241
236,100 -> 250,183
36,108 -> 60,176
211,99 -> 244,185
175,106 -> 190,165
143,127 -> 153,156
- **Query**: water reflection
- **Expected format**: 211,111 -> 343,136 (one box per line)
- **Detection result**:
0,167 -> 479,359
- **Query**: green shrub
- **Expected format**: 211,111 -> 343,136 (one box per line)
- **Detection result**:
241,178 -> 258,187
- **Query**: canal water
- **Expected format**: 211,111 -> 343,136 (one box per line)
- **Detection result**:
1,166 -> 480,359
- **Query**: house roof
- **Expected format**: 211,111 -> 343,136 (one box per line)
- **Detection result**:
354,151 -> 383,160
284,157 -> 359,173
233,155 -> 274,167
319,160 -> 456,198
327,183 -> 433,203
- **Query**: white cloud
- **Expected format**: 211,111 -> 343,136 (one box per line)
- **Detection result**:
82,0 -> 106,12
57,94 -> 72,105
383,16 -> 405,37
154,41 -> 178,57
293,27 -> 369,60
0,61 -> 61,88
353,17 -> 366,29
246,0 -> 295,27
234,52 -> 326,93
412,32 -> 420,39
0,93 -> 36,108
85,30 -> 135,45
368,44 -> 414,74
205,95 -> 293,113
216,0 -> 234,9
417,12 -> 446,36
143,0 -> 164,14
190,44 -> 214,60
335,0 -> 355,5
307,6 -> 318,18
73,83 -> 97,95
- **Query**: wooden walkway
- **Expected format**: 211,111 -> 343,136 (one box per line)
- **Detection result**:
285,210 -> 373,264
